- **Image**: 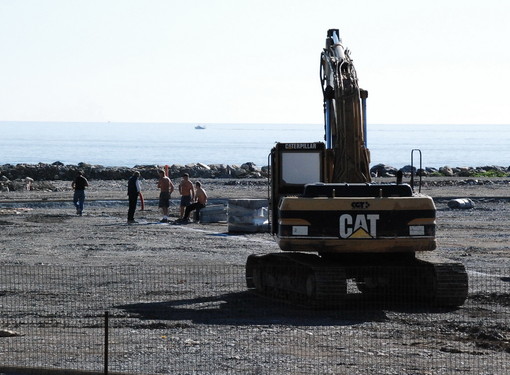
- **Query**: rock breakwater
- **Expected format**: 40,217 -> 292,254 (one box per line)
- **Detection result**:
370,164 -> 510,178
0,162 -> 267,191
1,161 -> 509,192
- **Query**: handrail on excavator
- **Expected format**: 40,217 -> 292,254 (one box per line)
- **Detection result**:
410,148 -> 423,193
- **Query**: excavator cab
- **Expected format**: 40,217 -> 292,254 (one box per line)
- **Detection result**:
269,142 -> 326,234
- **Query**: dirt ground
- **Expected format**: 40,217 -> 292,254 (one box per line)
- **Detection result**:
1,176 -> 509,268
0,177 -> 509,374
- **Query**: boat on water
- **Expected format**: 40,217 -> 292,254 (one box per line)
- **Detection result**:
195,125 -> 206,130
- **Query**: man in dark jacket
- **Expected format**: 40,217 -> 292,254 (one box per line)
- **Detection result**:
71,171 -> 89,216
127,171 -> 141,224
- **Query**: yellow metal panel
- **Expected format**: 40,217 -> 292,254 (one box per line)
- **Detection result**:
279,218 -> 311,226
279,196 -> 435,211
408,218 -> 436,225
277,237 -> 436,253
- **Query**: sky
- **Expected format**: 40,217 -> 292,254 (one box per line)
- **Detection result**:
0,0 -> 509,125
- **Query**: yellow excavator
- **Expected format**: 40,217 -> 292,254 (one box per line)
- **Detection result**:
246,29 -> 468,307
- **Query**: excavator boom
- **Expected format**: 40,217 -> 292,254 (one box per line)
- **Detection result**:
321,29 -> 371,183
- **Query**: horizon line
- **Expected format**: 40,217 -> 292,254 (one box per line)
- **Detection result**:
1,120 -> 509,126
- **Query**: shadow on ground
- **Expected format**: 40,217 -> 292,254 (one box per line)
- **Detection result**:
116,290 -> 458,327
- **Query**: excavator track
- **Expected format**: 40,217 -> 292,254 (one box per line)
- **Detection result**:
352,254 -> 468,307
246,253 -> 346,307
415,254 -> 469,307
246,253 -> 468,308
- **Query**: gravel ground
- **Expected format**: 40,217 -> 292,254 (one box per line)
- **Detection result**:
0,177 -> 509,374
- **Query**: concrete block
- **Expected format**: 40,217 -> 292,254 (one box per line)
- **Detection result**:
228,199 -> 269,233
199,204 -> 227,223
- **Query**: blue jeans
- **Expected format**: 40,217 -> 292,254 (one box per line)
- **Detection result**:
73,190 -> 85,213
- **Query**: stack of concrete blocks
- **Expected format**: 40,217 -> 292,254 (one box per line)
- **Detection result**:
199,204 -> 227,223
228,199 -> 269,233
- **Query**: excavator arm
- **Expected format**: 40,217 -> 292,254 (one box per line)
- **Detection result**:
321,29 -> 371,183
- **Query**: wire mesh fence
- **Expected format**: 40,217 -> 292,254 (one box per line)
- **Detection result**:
0,265 -> 508,375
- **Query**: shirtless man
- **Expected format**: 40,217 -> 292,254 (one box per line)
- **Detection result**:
157,170 -> 174,223
178,173 -> 194,219
180,181 -> 207,223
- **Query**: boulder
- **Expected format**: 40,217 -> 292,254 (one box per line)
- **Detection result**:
439,166 -> 454,177
448,198 -> 475,209
370,164 -> 398,177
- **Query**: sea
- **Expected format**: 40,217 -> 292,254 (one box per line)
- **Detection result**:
1,122 -> 509,169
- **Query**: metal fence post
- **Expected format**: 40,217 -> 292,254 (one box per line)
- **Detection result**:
104,311 -> 109,375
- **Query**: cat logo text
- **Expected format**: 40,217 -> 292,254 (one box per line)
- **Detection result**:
339,214 -> 379,239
